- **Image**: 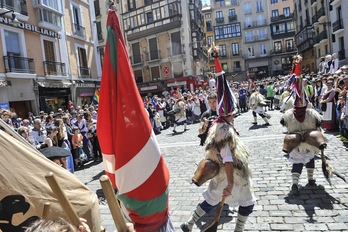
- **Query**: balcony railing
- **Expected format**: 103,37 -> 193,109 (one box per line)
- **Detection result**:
73,23 -> 86,38
244,19 -> 267,29
216,17 -> 224,23
338,50 -> 345,60
0,0 -> 28,16
79,66 -> 90,78
4,55 -> 35,73
317,7 -> 326,20
272,47 -> 296,54
228,15 -> 237,22
333,19 -> 344,32
245,34 -> 268,43
43,61 -> 66,76
295,26 -> 314,46
313,30 -> 328,45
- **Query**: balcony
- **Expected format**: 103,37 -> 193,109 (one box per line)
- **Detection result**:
271,15 -> 285,23
73,23 -> 86,38
311,0 -> 317,6
317,7 -> 326,21
272,47 -> 296,54
333,19 -> 344,33
233,67 -> 241,72
3,55 -> 35,73
216,17 -> 224,24
0,0 -> 28,16
244,19 -> 267,29
245,34 -> 268,43
79,67 -> 90,78
338,49 -> 345,60
43,61 -> 66,76
228,15 -> 237,23
313,30 -> 328,46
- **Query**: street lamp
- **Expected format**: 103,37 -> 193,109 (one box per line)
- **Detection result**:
0,10 -> 20,26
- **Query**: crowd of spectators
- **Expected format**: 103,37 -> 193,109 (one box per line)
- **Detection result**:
0,104 -> 101,172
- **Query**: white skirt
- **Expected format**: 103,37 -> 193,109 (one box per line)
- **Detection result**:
323,102 -> 333,121
202,174 -> 256,207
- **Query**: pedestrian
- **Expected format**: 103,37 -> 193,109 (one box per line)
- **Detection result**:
181,47 -> 255,232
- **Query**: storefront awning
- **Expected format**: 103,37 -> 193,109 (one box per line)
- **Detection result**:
36,80 -> 72,88
249,61 -> 269,68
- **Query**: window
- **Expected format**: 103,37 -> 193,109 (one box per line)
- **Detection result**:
128,0 -> 135,11
256,1 -> 263,12
78,47 -> 89,77
260,45 -> 267,56
257,15 -> 265,26
149,38 -> 158,60
231,0 -> 238,5
232,43 -> 239,55
214,23 -> 241,40
42,0 -> 60,11
132,43 -> 141,64
171,32 -> 182,56
229,9 -> 236,16
72,6 -> 81,26
271,0 -> 278,4
43,40 -> 57,74
146,12 -> 153,23
245,16 -> 252,28
274,41 -> 282,52
207,36 -> 213,46
246,31 -> 253,42
272,10 -> 279,17
286,39 -> 294,51
216,11 -> 223,18
258,29 -> 266,39
205,13 -> 211,18
248,46 -> 255,57
96,21 -> 102,40
144,0 -> 152,6
222,63 -> 228,71
5,30 -> 21,56
284,7 -> 290,17
134,70 -> 143,83
151,66 -> 160,81
219,44 -> 227,56
234,61 -> 241,68
210,66 -> 216,73
286,22 -> 295,31
37,9 -> 62,27
243,2 -> 251,14
206,21 -> 212,31
98,46 -> 104,68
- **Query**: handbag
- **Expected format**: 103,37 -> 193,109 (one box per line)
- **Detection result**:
78,147 -> 88,162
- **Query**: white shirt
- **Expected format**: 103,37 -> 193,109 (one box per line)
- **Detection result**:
220,144 -> 234,163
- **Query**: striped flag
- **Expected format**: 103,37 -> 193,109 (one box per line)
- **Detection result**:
97,10 -> 170,231
93,89 -> 100,103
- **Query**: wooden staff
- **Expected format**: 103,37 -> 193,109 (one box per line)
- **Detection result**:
45,172 -> 80,226
99,175 -> 128,232
42,202 -> 51,219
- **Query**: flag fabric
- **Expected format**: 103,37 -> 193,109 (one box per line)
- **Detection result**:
0,129 -> 101,232
97,10 -> 170,232
93,89 -> 100,103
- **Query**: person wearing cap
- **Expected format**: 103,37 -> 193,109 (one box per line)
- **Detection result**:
280,57 -> 326,195
181,46 -> 255,232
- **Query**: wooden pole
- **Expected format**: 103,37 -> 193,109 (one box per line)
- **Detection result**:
45,172 -> 80,226
99,175 -> 128,232
42,202 -> 51,219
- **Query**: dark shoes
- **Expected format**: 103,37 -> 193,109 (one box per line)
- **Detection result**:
173,130 -> 177,133
308,179 -> 316,186
291,184 -> 300,196
180,223 -> 190,232
264,123 -> 270,126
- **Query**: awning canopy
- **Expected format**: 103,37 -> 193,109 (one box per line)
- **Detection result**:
36,80 -> 72,88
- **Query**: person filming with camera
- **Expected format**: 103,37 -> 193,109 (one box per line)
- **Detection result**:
198,92 -> 218,146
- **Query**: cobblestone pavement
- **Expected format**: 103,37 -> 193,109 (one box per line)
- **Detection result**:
75,109 -> 348,232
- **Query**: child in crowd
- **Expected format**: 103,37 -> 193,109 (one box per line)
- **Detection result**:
72,126 -> 83,169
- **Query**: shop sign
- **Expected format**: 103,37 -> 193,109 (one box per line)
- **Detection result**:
80,93 -> 94,97
37,81 -> 71,88
0,17 -> 60,39
0,102 -> 9,109
167,81 -> 186,87
140,85 -> 158,91
76,83 -> 95,88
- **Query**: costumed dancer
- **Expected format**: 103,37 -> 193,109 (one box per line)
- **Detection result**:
181,44 -> 256,232
280,55 -> 327,195
248,89 -> 271,125
173,98 -> 187,133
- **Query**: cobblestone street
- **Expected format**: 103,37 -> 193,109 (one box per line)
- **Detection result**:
75,109 -> 348,231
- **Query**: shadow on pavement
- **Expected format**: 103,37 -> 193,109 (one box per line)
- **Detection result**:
168,129 -> 190,136
195,204 -> 234,230
284,184 -> 345,223
248,124 -> 268,130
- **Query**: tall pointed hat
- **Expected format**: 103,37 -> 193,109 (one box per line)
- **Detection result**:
208,43 -> 237,116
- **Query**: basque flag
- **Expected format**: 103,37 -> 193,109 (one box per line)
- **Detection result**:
97,10 -> 170,231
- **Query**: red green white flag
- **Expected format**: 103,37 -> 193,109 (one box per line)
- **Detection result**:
97,10 -> 170,231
